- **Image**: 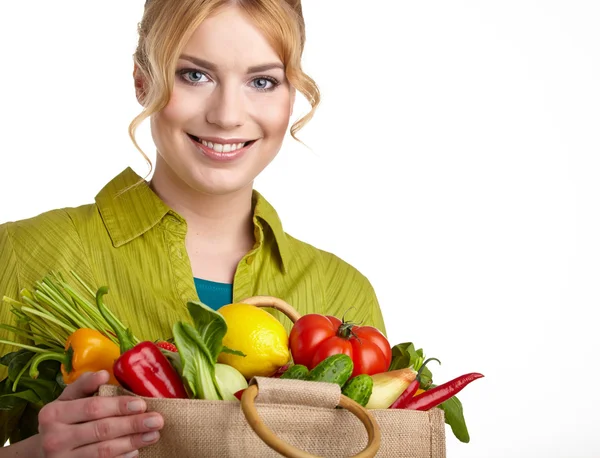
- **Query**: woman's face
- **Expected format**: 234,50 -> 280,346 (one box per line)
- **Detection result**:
148,6 -> 294,196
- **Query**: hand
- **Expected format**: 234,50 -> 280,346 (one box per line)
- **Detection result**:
37,370 -> 163,457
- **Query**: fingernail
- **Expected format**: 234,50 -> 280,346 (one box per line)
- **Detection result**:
142,431 -> 159,442
123,451 -> 139,458
143,416 -> 162,429
127,400 -> 146,412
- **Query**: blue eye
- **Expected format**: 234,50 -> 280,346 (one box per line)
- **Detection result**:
186,71 -> 207,82
178,69 -> 209,84
251,77 -> 279,91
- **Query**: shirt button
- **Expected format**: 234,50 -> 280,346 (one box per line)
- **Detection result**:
246,256 -> 254,265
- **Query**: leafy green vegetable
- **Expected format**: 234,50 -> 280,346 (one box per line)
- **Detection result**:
438,391 -> 470,443
173,322 -> 221,400
172,300 -> 247,401
221,346 -> 246,357
0,349 -> 63,444
389,342 -> 432,387
389,342 -> 470,443
186,301 -> 228,363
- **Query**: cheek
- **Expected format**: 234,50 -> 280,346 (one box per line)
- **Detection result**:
259,95 -> 292,138
160,87 -> 201,127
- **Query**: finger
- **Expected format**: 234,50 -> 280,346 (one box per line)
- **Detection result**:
68,412 -> 163,449
47,394 -> 148,425
58,370 -> 110,401
72,430 -> 161,458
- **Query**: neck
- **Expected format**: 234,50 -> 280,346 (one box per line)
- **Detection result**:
149,157 -> 255,251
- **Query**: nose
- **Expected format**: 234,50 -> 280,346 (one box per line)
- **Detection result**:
205,82 -> 245,129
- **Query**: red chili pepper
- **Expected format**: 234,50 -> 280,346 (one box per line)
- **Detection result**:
97,287 -> 188,399
390,357 -> 440,409
402,372 -> 484,411
234,388 -> 245,400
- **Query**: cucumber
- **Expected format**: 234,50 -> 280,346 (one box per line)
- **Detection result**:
342,374 -> 373,407
280,364 -> 309,380
306,354 -> 354,387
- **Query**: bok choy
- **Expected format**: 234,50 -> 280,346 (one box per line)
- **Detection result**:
172,301 -> 247,400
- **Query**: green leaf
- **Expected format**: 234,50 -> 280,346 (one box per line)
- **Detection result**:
172,322 -> 221,400
389,342 -> 428,371
10,402 -> 41,443
0,376 -> 45,445
221,346 -> 246,357
0,387 -> 27,444
0,389 -> 41,408
418,365 -> 433,389
388,342 -> 416,370
17,377 -> 62,405
186,301 -> 228,362
436,391 -> 470,443
0,351 -> 20,368
389,343 -> 435,387
3,349 -> 62,404
7,350 -> 36,382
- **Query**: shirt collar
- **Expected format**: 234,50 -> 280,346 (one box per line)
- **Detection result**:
95,167 -> 291,272
252,190 -> 291,274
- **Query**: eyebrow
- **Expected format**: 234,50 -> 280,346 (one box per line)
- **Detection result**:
180,54 -> 284,73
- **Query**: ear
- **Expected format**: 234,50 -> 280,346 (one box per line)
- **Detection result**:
133,64 -> 148,106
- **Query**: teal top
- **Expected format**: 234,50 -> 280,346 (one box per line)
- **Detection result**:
194,277 -> 233,310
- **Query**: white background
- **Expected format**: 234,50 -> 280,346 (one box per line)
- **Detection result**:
1,1 -> 599,457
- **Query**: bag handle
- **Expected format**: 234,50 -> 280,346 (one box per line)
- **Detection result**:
238,296 -> 382,458
241,380 -> 381,458
240,295 -> 302,322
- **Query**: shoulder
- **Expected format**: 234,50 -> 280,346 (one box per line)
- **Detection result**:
0,204 -> 98,286
0,204 -> 96,245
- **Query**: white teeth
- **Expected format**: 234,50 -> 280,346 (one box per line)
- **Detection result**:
199,139 -> 248,153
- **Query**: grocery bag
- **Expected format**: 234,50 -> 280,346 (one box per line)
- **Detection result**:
98,375 -> 445,457
98,295 -> 446,457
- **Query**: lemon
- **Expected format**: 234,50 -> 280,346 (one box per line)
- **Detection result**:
217,303 -> 290,379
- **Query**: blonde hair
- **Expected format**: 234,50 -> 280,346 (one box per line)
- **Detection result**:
129,0 -> 320,172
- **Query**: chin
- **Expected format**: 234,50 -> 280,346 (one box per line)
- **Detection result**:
184,168 -> 254,196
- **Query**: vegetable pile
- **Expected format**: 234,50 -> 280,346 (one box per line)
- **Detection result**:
0,272 -> 484,445
269,313 -> 483,443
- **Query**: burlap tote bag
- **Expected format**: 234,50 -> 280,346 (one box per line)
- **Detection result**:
98,297 -> 446,457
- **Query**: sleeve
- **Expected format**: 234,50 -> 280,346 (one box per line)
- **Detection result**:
364,281 -> 388,338
0,223 -> 22,381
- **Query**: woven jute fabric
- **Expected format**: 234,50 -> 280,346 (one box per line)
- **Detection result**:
98,377 -> 446,458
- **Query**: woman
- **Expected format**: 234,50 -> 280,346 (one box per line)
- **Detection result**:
0,0 -> 387,456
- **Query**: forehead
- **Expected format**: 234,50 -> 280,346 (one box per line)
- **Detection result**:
182,6 -> 282,69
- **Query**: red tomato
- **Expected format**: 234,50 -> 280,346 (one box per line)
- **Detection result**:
288,314 -> 392,378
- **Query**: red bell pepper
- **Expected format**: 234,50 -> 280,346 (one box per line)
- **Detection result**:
96,287 -> 188,399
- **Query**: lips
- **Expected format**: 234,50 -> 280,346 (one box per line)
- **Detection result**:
187,134 -> 255,153
187,133 -> 256,162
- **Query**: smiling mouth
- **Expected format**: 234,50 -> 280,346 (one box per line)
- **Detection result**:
187,134 -> 255,153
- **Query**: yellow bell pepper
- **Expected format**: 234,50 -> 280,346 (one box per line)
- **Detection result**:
30,328 -> 121,385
